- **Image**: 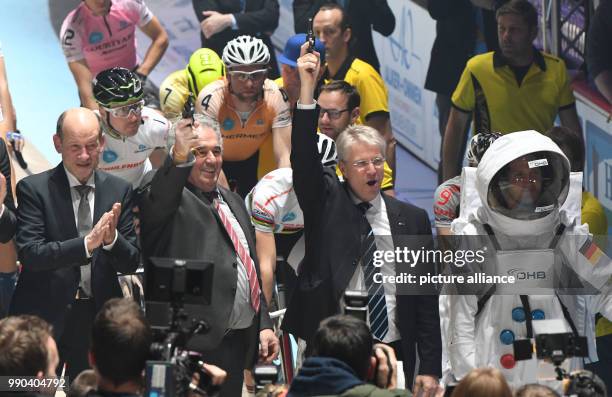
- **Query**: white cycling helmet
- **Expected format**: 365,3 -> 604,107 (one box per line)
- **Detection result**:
317,134 -> 338,168
222,35 -> 270,68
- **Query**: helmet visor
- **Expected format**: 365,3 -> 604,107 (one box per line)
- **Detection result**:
487,151 -> 569,220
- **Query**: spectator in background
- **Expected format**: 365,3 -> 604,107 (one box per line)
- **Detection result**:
60,0 -> 169,110
312,3 -> 396,175
543,126 -> 610,391
193,0 -> 281,79
425,0 -> 499,183
442,0 -> 582,181
0,139 -> 17,319
586,0 -> 612,114
275,34 -> 326,110
449,368 -> 512,397
159,48 -> 225,118
293,0 -> 395,73
287,315 -> 410,397
0,315 -> 60,396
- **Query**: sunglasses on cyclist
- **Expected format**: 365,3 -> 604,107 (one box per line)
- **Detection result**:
228,69 -> 268,82
104,100 -> 145,118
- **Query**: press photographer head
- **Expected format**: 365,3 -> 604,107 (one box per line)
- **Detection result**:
288,315 -> 408,396
88,298 -> 152,395
0,315 -> 59,396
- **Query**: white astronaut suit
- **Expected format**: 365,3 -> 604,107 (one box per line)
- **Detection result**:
444,130 -> 612,387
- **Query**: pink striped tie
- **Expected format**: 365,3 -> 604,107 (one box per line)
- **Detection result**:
214,199 -> 261,313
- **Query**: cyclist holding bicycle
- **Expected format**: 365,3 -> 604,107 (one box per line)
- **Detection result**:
196,35 -> 292,197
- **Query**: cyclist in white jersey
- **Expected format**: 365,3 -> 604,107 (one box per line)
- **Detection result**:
245,134 -> 337,305
93,67 -> 169,188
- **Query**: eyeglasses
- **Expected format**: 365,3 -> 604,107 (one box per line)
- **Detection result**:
190,145 -> 222,158
228,69 -> 268,82
104,100 -> 144,118
351,157 -> 385,170
319,108 -> 350,120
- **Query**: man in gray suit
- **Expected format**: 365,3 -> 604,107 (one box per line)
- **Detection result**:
140,116 -> 278,397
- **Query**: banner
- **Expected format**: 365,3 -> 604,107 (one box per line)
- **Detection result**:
372,1 -> 438,169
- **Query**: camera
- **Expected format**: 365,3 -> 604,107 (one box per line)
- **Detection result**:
343,290 -> 369,322
144,258 -> 217,397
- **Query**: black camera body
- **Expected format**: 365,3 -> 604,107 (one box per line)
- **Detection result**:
144,258 -> 216,397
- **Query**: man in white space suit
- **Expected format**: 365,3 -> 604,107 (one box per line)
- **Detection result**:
445,130 -> 612,387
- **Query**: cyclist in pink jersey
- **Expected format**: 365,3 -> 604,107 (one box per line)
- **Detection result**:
60,0 -> 168,109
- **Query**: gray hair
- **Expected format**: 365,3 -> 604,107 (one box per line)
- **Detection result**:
335,125 -> 386,162
167,114 -> 223,152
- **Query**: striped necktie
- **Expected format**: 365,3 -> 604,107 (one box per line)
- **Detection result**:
357,202 -> 389,340
214,199 -> 261,313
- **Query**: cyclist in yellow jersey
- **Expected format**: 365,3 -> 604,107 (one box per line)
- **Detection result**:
196,36 -> 291,197
313,3 -> 395,175
317,80 -> 394,193
159,48 -> 224,117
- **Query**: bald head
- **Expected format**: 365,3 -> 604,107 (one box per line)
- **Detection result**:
53,108 -> 104,184
56,108 -> 102,141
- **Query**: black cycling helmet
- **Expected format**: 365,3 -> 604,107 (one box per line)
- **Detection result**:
93,67 -> 143,107
467,132 -> 502,166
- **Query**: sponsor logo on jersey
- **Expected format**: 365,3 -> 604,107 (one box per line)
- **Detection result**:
89,31 -> 104,44
282,212 -> 296,222
252,207 -> 274,224
222,117 -> 235,131
118,20 -> 130,30
102,149 -> 118,163
134,144 -> 150,153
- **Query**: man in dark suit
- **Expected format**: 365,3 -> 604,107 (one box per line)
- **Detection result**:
282,45 -> 441,395
192,0 -> 281,78
0,139 -> 15,244
140,116 -> 279,397
10,108 -> 140,381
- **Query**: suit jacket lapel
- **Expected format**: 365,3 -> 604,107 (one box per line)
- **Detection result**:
383,194 -> 405,249
49,164 -> 78,240
93,170 -> 106,225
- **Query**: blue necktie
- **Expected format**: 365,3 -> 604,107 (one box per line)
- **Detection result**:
358,202 -> 389,340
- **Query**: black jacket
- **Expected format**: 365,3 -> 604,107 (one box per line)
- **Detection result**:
192,0 -> 280,78
293,0 -> 395,72
140,156 -> 272,358
10,165 -> 139,339
424,0 -> 499,96
281,108 -> 442,383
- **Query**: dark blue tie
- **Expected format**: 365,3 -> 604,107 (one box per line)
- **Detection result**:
357,202 -> 389,340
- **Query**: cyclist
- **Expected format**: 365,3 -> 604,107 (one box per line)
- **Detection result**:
60,0 -> 168,109
159,48 -> 225,117
246,134 -> 337,307
433,132 -> 501,238
196,35 -> 292,197
93,67 -> 169,188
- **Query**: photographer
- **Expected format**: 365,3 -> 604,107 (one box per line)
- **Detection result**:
288,315 -> 410,397
87,298 -> 227,396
